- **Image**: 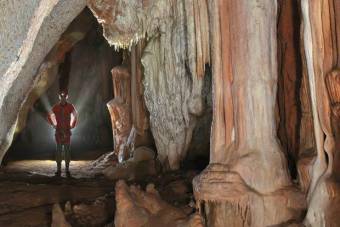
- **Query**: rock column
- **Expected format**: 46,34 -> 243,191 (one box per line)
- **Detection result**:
107,67 -> 132,159
193,1 -> 305,226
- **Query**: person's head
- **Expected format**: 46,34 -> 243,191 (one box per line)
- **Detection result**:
59,91 -> 68,105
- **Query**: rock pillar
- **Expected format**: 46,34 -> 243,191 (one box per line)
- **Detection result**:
107,67 -> 132,158
193,1 -> 305,226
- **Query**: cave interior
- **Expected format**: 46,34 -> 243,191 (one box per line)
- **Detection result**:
0,0 -> 340,227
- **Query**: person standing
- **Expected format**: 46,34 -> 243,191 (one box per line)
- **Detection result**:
47,91 -> 78,177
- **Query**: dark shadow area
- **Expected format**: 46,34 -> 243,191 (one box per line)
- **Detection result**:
182,64 -> 212,171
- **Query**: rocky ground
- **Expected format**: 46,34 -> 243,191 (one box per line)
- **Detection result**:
0,157 -> 200,227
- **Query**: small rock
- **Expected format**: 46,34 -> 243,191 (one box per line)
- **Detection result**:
131,146 -> 155,162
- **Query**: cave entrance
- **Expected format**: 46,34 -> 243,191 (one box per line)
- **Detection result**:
3,8 -> 123,177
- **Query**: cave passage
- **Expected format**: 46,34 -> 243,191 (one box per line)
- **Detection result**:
3,8 -> 123,176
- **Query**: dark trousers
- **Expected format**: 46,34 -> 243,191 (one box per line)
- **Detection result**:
56,144 -> 71,171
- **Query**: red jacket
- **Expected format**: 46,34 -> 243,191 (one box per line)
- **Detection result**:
47,102 -> 77,144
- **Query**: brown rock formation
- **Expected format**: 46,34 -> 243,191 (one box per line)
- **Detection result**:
107,54 -> 154,163
301,0 -> 340,225
114,180 -> 203,227
290,23 -> 316,194
297,63 -> 316,193
63,194 -> 115,226
130,40 -> 152,148
276,0 -> 303,175
107,66 -> 132,160
193,1 -> 306,226
123,40 -> 156,161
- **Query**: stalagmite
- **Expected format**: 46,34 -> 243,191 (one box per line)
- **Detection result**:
107,67 -> 132,161
193,1 -> 305,226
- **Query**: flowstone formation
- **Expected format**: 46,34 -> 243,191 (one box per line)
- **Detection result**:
301,1 -> 340,225
193,1 -> 306,226
88,0 -> 210,170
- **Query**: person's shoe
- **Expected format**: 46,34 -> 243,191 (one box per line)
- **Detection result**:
55,171 -> 61,177
66,170 -> 71,178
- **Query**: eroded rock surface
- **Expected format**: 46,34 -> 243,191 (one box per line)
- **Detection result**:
114,180 -> 203,227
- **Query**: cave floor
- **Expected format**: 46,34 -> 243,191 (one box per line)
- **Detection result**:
4,160 -> 99,178
0,160 -> 114,226
0,159 -> 197,227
